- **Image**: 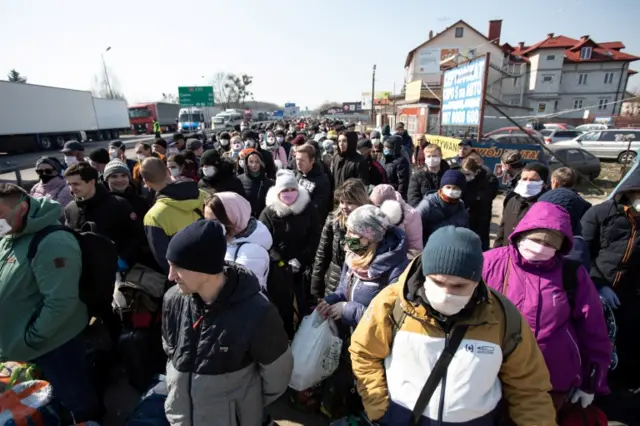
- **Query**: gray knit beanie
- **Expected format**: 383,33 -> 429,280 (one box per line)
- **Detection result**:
346,204 -> 390,243
274,169 -> 299,193
103,160 -> 132,181
422,226 -> 483,282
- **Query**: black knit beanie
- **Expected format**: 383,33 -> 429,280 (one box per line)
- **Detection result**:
422,226 -> 483,282
166,220 -> 227,275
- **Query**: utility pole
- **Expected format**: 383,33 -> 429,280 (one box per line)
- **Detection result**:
370,64 -> 376,124
101,46 -> 114,98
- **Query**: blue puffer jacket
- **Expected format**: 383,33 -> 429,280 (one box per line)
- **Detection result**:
416,192 -> 469,243
324,227 -> 409,327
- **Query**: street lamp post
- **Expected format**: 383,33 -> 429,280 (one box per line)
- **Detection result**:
101,46 -> 114,98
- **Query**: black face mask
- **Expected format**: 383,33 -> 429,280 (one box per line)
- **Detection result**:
40,175 -> 56,184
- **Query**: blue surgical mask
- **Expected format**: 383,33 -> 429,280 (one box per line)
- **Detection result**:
383,148 -> 393,156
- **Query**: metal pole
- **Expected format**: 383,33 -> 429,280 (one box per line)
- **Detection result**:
371,65 -> 376,125
477,53 -> 490,142
101,50 -> 114,98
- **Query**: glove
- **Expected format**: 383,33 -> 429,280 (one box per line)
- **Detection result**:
117,258 -> 129,273
599,286 -> 620,309
288,258 -> 301,273
328,302 -> 346,321
570,389 -> 594,408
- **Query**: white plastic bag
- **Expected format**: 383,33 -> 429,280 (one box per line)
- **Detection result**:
289,310 -> 343,391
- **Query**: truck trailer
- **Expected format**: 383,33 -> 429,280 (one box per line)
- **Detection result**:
129,102 -> 181,135
0,81 -> 130,154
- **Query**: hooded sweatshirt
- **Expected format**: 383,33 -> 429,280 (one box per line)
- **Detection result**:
144,181 -> 208,273
331,131 -> 369,188
380,135 -> 411,200
198,158 -> 246,198
0,197 -> 87,361
483,202 -> 612,394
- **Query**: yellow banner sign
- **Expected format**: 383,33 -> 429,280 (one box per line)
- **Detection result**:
425,135 -> 460,158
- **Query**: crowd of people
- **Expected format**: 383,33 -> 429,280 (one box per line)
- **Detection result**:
0,117 -> 638,425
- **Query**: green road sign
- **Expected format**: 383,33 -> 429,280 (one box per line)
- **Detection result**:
178,86 -> 215,107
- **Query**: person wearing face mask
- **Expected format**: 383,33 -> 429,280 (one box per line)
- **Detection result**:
243,129 -> 277,179
311,179 -> 370,299
88,148 -> 110,175
223,135 -> 245,166
380,135 -> 411,200
60,140 -> 85,168
198,150 -> 246,197
416,169 -> 469,244
407,145 -> 450,207
30,156 -> 73,212
370,184 -> 423,254
186,139 -> 204,166
0,184 -> 102,423
350,226 -> 557,426
460,155 -> 499,251
238,149 -> 274,217
259,170 -> 322,338
167,154 -> 197,183
484,202 -> 612,416
356,139 -> 387,186
494,162 -> 549,248
108,140 -> 137,174
262,130 -> 288,169
581,175 -> 640,414
448,139 -> 474,169
317,204 -> 409,328
215,131 -> 232,156
275,129 -> 291,159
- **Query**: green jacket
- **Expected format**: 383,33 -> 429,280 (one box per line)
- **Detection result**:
0,197 -> 88,362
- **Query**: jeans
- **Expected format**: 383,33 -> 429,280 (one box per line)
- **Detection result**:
33,335 -> 101,423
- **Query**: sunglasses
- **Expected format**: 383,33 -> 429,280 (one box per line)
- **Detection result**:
36,169 -> 56,176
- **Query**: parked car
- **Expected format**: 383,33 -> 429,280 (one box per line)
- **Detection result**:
576,123 -> 615,132
539,129 -> 584,144
487,132 -> 544,145
552,129 -> 640,164
546,146 -> 601,181
484,127 -> 542,138
543,123 -> 575,130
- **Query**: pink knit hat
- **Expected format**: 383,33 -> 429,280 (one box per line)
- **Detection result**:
215,192 -> 252,234
369,184 -> 397,207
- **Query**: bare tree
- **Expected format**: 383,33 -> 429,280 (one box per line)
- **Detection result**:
7,69 -> 27,83
211,72 -> 233,110
316,101 -> 341,112
91,66 -> 126,101
226,74 -> 254,106
161,93 -> 179,103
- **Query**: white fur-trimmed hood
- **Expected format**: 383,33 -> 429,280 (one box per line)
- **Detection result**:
265,185 -> 311,217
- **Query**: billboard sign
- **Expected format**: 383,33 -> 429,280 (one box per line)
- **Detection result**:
284,102 -> 296,108
405,80 -> 423,102
441,56 -> 487,127
178,86 -> 214,107
342,102 -> 362,112
417,48 -> 440,74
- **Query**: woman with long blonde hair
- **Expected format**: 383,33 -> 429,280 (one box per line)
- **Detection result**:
316,204 -> 409,327
310,179 -> 370,299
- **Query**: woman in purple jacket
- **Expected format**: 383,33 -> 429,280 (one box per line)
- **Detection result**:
30,157 -> 73,215
483,201 -> 611,414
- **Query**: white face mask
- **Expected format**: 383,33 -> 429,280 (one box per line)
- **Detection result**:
109,150 -> 119,160
442,187 -> 462,199
202,166 -> 216,177
276,136 -> 284,143
372,138 -> 381,144
425,156 -> 441,168
169,167 -> 180,177
0,219 -> 12,237
137,154 -> 146,161
514,180 -> 544,198
267,137 -> 276,145
632,199 -> 640,212
65,156 -> 78,166
423,276 -> 474,316
220,139 -> 229,146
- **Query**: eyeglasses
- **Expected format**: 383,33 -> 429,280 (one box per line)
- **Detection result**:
36,169 -> 55,176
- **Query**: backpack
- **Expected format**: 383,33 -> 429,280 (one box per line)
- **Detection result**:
389,287 -> 523,358
27,222 -> 118,317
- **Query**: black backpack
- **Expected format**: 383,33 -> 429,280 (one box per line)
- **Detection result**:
27,222 -> 118,316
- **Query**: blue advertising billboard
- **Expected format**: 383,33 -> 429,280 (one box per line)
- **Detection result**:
441,56 -> 487,127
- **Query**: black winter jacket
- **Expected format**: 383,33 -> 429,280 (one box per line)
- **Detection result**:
257,147 -> 277,180
494,188 -> 548,248
582,175 -> 640,289
296,163 -> 332,223
463,168 -> 499,251
258,186 -> 321,268
380,135 -> 411,200
331,132 -> 369,188
198,159 -> 247,198
65,184 -> 144,266
238,171 -> 274,218
310,214 -> 346,299
407,160 -> 450,207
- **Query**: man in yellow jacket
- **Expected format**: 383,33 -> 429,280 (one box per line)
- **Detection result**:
349,226 -> 557,425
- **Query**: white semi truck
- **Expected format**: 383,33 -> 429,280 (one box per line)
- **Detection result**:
0,81 -> 130,154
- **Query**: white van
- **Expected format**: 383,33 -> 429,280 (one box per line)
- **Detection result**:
212,112 -> 243,131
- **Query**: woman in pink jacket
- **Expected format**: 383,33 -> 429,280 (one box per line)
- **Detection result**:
261,130 -> 288,169
369,184 -> 423,254
30,157 -> 73,214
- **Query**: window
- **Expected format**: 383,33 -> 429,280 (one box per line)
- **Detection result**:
513,77 -> 520,87
598,98 -> 609,110
407,116 -> 418,134
604,72 -> 615,84
543,75 -> 553,82
546,55 -> 556,61
580,46 -> 593,60
578,74 -> 588,85
537,102 -> 547,113
455,27 -> 464,38
565,149 -> 586,164
573,99 -> 584,109
468,48 -> 476,58
554,100 -> 559,110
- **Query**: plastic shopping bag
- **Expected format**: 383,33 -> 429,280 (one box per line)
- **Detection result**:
289,310 -> 343,391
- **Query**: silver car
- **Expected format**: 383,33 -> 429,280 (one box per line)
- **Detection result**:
552,129 -> 640,164
539,129 -> 583,144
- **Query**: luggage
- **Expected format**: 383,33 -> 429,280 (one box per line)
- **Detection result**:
125,375 -> 169,426
118,327 -> 166,393
0,380 -> 60,426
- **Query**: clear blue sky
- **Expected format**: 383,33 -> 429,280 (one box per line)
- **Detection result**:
1,0 -> 639,109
